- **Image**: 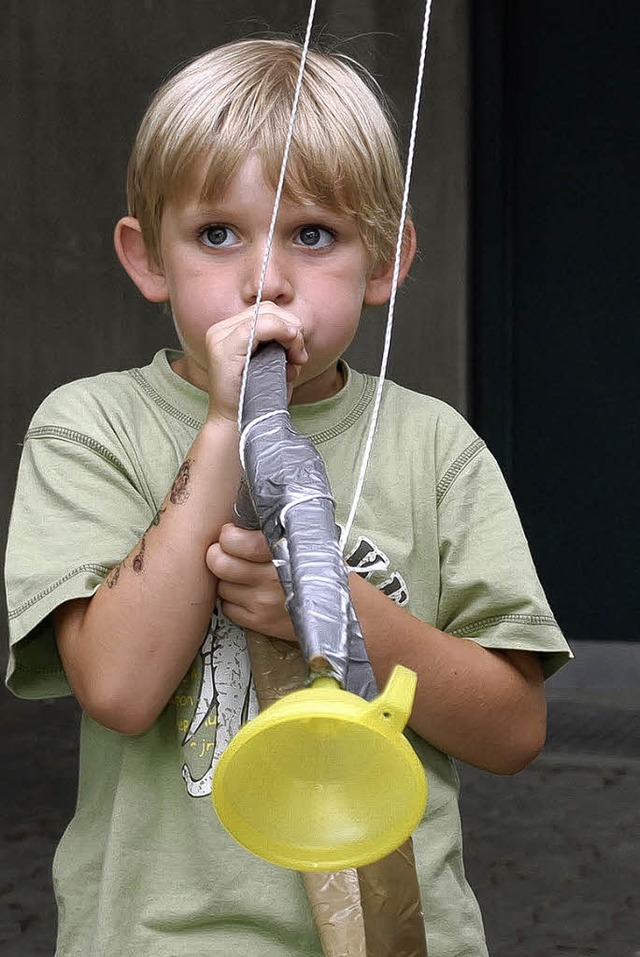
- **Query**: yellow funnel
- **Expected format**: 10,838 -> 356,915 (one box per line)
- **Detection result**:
212,665 -> 427,871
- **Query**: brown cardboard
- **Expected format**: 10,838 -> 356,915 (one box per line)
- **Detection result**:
245,631 -> 427,957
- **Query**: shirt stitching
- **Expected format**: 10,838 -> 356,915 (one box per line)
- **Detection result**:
128,365 -> 375,443
127,368 -> 203,431
8,563 -> 110,620
452,613 -> 559,637
436,438 -> 486,507
25,426 -> 131,476
307,375 -> 377,444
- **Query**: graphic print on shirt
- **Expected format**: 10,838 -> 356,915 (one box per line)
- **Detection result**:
344,534 -> 410,606
176,531 -> 409,798
176,608 -> 259,798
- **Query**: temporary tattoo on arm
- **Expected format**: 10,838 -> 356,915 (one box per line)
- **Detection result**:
132,536 -> 146,574
170,459 -> 193,505
105,468 -> 189,589
106,561 -> 124,589
149,506 -> 166,528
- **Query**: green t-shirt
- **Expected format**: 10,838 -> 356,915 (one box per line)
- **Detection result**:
5,349 -> 571,957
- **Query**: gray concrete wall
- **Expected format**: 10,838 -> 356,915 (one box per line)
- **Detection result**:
1,0 -> 471,671
344,0 -> 471,409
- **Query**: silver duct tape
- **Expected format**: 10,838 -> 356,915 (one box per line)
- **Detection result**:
237,343 -> 377,699
242,392 -> 349,684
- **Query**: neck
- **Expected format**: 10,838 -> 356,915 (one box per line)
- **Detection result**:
290,363 -> 344,406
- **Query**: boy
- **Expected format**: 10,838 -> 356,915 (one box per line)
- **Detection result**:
5,38 -> 571,956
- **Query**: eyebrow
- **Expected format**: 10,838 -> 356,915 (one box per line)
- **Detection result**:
184,198 -> 350,226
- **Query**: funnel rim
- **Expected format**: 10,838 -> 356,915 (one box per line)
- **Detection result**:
212,774 -> 427,872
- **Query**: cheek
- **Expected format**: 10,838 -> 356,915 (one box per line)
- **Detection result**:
168,278 -> 220,329
169,297 -> 218,360
313,262 -> 367,303
312,300 -> 362,353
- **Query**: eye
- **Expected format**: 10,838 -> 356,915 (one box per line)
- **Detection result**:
200,225 -> 238,248
295,225 -> 335,249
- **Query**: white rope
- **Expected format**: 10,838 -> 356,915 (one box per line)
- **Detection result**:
339,0 -> 433,551
237,0 -> 318,432
239,409 -> 289,468
235,0 -> 433,551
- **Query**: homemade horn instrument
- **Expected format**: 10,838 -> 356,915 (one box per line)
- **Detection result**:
211,343 -> 427,872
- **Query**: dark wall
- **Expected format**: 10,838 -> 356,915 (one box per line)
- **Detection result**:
472,1 -> 640,640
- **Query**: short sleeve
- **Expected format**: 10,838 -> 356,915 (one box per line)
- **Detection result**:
435,438 -> 572,679
5,418 -> 157,699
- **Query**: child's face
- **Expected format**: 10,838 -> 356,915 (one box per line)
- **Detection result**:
155,154 -> 388,404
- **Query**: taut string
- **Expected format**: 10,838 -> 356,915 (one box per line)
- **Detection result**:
340,0 -> 433,549
237,0 -> 433,553
237,0 -> 318,433
230,11 -> 434,949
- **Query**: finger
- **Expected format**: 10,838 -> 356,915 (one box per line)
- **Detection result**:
219,598 -> 297,644
217,580 -> 250,607
218,581 -> 282,622
219,599 -> 252,629
206,542 -> 246,581
219,524 -> 273,562
205,540 -> 230,573
207,545 -> 266,585
231,303 -> 308,364
247,317 -> 307,366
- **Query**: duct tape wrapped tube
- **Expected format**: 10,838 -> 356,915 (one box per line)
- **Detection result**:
213,342 -> 428,955
236,342 -> 375,694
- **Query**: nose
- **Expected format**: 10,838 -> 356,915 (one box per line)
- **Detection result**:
241,245 -> 294,306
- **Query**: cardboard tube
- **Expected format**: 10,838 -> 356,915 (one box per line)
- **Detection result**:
303,870 -> 367,957
358,840 -> 428,956
245,631 -> 428,957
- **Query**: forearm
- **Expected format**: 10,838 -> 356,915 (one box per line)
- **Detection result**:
55,416 -> 242,735
349,574 -> 547,774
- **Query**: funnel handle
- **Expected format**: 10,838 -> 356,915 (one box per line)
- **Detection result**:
364,664 -> 417,732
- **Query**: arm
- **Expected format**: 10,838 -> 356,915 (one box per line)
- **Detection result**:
53,416 -> 240,735
349,572 -> 546,775
54,306 -> 307,735
207,525 -> 546,775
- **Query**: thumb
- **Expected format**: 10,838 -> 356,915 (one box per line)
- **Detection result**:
219,523 -> 272,562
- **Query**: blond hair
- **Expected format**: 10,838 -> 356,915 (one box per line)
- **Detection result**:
126,38 -> 407,268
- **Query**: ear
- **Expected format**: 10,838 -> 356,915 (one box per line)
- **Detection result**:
114,217 -> 169,303
363,220 -> 417,306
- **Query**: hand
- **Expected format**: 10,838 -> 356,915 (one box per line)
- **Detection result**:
204,303 -> 307,422
206,523 -> 297,642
